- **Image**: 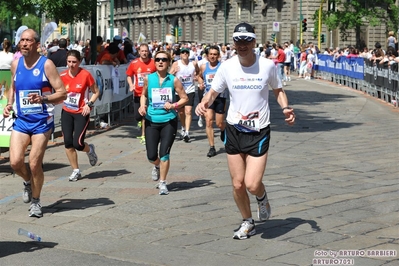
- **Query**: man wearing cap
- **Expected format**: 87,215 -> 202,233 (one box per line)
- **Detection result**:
196,22 -> 295,240
170,47 -> 200,142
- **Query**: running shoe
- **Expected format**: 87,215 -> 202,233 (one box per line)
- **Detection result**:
207,147 -> 216,157
233,220 -> 256,240
69,170 -> 82,182
29,200 -> 43,218
22,182 -> 32,203
183,132 -> 190,143
140,136 -> 146,145
257,198 -> 271,221
137,121 -> 142,128
157,181 -> 169,195
151,166 -> 160,181
197,117 -> 203,127
179,129 -> 185,140
87,144 -> 98,166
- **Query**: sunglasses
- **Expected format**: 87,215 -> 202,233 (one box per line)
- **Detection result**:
181,51 -> 189,54
155,57 -> 168,62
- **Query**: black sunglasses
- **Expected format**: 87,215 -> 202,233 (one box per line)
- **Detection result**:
181,51 -> 189,54
155,57 -> 168,62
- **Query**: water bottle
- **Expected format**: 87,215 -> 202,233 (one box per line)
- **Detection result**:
18,228 -> 42,242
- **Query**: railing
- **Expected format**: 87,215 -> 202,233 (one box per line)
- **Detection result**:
314,54 -> 398,107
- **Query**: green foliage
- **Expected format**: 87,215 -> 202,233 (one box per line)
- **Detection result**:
3,0 -> 96,24
320,0 -> 399,41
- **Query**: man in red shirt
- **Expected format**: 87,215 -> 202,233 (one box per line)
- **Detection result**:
276,44 -> 286,86
126,43 -> 156,144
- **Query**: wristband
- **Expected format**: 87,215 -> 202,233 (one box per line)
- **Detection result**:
282,106 -> 291,111
87,101 -> 94,108
174,102 -> 178,110
42,96 -> 48,103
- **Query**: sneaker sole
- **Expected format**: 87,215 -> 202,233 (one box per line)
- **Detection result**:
233,229 -> 256,240
29,212 -> 43,218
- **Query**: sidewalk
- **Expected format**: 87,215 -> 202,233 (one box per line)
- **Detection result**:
0,77 -> 398,266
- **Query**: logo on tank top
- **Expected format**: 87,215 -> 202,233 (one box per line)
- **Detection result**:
33,68 -> 40,76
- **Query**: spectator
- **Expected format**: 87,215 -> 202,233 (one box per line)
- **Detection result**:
0,39 -> 14,69
99,43 -> 120,66
387,31 -> 397,50
47,38 -> 59,55
48,38 -> 68,67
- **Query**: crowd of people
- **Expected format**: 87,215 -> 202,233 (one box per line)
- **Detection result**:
2,24 -> 398,239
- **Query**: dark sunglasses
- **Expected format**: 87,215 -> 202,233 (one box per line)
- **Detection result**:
155,57 -> 168,62
181,51 -> 189,54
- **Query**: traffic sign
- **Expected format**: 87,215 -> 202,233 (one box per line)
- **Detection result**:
273,22 -> 280,32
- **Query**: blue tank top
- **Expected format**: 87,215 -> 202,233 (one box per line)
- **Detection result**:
146,72 -> 177,123
14,56 -> 54,122
203,61 -> 226,98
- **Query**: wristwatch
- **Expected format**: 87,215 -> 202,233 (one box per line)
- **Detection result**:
87,101 -> 94,108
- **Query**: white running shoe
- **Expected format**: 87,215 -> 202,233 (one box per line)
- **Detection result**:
197,117 -> 203,127
257,198 -> 271,221
69,170 -> 82,182
157,181 -> 169,195
151,166 -> 160,181
87,144 -> 98,166
233,220 -> 256,240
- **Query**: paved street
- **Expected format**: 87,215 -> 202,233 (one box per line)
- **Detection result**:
0,77 -> 398,266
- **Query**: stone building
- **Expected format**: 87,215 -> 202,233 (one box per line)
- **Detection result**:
93,0 -> 396,49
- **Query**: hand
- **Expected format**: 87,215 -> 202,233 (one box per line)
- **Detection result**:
138,105 -> 147,116
195,102 -> 208,116
283,108 -> 295,126
3,104 -> 12,118
82,104 -> 91,116
27,93 -> 42,104
164,102 -> 173,112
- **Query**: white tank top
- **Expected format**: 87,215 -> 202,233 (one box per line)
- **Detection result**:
175,60 -> 196,94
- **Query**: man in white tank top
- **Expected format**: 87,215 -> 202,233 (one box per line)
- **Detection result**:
196,22 -> 296,240
170,47 -> 199,142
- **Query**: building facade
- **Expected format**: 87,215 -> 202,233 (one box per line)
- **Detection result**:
91,0 -> 395,49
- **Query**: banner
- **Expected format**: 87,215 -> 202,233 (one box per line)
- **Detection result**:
137,32 -> 146,44
316,55 -> 364,80
15,25 -> 28,45
41,22 -> 57,44
0,70 -> 14,148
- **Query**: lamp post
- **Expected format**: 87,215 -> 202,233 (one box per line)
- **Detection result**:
299,0 -> 303,46
128,0 -> 132,39
110,0 -> 114,39
224,0 -> 227,44
162,0 -> 165,42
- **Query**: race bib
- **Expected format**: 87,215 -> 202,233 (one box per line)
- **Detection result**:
152,87 -> 172,109
19,90 -> 43,115
64,92 -> 81,111
137,73 -> 147,87
180,75 -> 193,87
233,111 -> 260,133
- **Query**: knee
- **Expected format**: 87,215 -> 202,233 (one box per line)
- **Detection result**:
205,118 -> 213,127
147,153 -> 158,162
10,159 -> 24,171
29,161 -> 43,175
245,180 -> 263,195
232,180 -> 246,193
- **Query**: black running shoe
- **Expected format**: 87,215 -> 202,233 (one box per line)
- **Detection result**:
207,147 -> 217,157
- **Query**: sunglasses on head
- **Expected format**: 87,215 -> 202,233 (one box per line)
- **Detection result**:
155,57 -> 168,62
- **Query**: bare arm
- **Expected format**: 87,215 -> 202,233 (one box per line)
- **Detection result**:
272,88 -> 295,126
197,64 -> 205,91
195,87 -> 219,116
44,60 -> 67,103
169,61 -> 179,75
138,77 -> 148,116
2,60 -> 17,117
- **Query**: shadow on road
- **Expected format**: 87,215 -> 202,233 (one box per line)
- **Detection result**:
258,217 -> 321,239
45,197 -> 115,213
84,169 -> 132,179
168,179 -> 215,192
0,241 -> 58,258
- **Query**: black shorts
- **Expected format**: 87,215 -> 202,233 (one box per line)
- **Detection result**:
133,96 -> 143,121
209,97 -> 226,114
284,62 -> 291,67
225,124 -> 270,157
176,92 -> 195,107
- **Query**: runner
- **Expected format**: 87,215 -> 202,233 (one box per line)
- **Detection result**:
169,47 -> 200,142
3,29 -> 67,217
126,43 -> 156,144
195,22 -> 295,239
197,46 -> 226,157
60,50 -> 100,181
138,51 -> 188,195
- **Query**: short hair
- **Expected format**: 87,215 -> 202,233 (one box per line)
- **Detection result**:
207,45 -> 220,55
154,50 -> 171,63
22,29 -> 40,43
67,49 -> 82,61
59,38 -> 67,48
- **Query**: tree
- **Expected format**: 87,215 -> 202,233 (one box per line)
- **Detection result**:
3,0 -> 96,24
316,0 -> 399,48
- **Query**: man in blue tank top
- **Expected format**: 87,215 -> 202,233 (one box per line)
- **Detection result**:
2,29 -> 67,218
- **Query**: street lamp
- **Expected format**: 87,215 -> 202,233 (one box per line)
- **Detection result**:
224,0 -> 227,44
128,0 -> 132,39
110,0 -> 114,39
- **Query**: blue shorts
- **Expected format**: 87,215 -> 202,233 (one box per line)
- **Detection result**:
13,117 -> 54,136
